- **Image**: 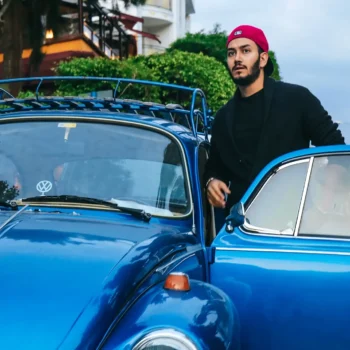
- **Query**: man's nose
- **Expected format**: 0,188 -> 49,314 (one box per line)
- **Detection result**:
234,53 -> 243,63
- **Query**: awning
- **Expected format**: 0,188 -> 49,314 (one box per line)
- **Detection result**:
109,11 -> 161,43
127,28 -> 161,43
117,12 -> 144,27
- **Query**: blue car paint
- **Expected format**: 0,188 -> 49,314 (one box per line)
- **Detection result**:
211,144 -> 350,349
101,280 -> 240,350
0,208 -> 202,350
212,230 -> 350,350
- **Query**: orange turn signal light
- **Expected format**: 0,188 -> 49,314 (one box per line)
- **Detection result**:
164,272 -> 191,292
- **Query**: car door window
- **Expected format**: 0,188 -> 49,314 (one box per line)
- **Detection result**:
299,155 -> 350,238
245,160 -> 309,234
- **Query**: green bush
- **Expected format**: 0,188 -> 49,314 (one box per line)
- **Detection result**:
131,50 -> 234,112
17,90 -> 44,98
54,51 -> 235,113
168,32 -> 227,68
54,57 -> 161,102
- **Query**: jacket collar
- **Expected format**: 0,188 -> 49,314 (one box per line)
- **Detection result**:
261,76 -> 275,123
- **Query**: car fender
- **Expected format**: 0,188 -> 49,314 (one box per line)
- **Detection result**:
100,279 -> 241,350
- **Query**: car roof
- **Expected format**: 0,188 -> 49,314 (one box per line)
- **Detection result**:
0,76 -> 211,146
0,109 -> 200,145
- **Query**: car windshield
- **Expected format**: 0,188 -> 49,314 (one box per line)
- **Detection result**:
0,120 -> 190,217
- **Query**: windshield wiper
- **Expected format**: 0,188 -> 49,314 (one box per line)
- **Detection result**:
20,195 -> 152,222
0,200 -> 18,211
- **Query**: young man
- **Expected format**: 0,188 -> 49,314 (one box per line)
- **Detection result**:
204,24 -> 345,216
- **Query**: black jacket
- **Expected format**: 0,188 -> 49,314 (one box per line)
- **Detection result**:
204,77 -> 345,210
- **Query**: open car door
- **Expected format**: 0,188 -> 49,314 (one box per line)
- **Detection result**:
210,145 -> 350,350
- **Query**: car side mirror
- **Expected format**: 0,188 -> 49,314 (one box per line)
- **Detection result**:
225,202 -> 245,233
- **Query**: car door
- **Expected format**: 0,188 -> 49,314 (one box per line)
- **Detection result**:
210,149 -> 350,350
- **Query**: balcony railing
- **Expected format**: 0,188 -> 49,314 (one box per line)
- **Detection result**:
83,23 -> 116,59
145,0 -> 172,10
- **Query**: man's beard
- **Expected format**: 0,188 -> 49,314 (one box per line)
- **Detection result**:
231,57 -> 261,86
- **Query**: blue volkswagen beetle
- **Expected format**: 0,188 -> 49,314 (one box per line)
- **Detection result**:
0,77 -> 350,350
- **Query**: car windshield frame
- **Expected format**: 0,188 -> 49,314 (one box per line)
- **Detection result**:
0,116 -> 194,219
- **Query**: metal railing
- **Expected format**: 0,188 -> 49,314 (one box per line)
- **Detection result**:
0,76 -> 210,140
83,23 -> 116,60
145,0 -> 172,10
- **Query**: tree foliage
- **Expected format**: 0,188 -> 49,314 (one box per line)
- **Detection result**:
132,50 -> 234,112
54,56 -> 160,101
168,31 -> 227,69
55,50 -> 235,113
0,0 -> 147,94
0,181 -> 19,202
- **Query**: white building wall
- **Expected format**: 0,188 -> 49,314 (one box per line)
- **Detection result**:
104,0 -> 195,55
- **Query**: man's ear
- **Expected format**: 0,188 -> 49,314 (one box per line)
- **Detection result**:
260,52 -> 269,69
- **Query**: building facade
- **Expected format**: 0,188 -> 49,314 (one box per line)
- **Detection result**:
0,0 -> 195,80
106,0 -> 195,55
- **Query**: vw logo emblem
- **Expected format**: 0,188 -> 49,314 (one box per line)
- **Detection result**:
36,180 -> 53,196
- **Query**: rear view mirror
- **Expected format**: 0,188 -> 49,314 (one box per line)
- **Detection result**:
225,202 -> 245,233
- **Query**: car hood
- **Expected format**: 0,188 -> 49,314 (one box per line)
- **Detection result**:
0,211 -> 193,349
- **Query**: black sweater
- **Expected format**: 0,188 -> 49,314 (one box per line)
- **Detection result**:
203,77 -> 345,210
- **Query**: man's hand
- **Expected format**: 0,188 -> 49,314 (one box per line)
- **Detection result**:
207,179 -> 231,208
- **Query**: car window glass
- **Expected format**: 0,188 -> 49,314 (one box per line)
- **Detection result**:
245,160 -> 309,233
299,155 -> 350,238
0,121 -> 190,217
0,154 -> 21,201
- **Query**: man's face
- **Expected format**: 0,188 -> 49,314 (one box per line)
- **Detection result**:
227,38 -> 266,86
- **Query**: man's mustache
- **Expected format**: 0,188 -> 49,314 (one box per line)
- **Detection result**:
232,64 -> 246,71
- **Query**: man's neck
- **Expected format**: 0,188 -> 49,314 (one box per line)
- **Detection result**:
238,72 -> 265,98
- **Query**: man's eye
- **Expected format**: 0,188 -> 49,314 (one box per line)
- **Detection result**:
228,52 -> 235,57
243,49 -> 250,53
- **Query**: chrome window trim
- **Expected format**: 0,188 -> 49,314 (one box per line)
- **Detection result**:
236,224 -> 350,242
245,158 -> 310,213
242,222 -> 284,236
242,158 -> 310,236
216,247 -> 350,256
0,116 -> 194,219
294,156 -> 314,236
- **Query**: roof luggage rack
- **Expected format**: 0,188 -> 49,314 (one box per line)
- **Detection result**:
0,76 -> 211,140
